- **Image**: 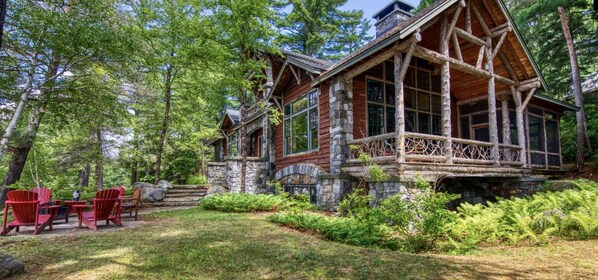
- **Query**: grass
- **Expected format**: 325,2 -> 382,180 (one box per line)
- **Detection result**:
1,208 -> 597,279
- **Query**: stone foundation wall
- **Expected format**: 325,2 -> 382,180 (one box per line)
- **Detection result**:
226,158 -> 272,194
445,178 -> 544,206
317,177 -> 357,211
207,163 -> 226,187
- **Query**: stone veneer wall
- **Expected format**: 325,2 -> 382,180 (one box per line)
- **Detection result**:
226,158 -> 272,194
317,176 -> 357,211
207,162 -> 226,187
375,9 -> 412,37
445,178 -> 544,206
329,77 -> 353,175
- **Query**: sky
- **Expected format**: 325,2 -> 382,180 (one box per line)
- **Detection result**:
342,0 -> 421,36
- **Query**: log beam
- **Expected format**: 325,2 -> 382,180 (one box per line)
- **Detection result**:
451,31 -> 463,61
521,87 -> 537,110
485,36 -> 500,165
343,32 -> 421,80
465,2 -> 472,34
498,51 -> 519,82
446,1 -> 466,39
440,15 -> 453,163
455,27 -> 490,47
492,32 -> 508,59
476,46 -> 485,68
411,45 -> 517,86
289,64 -> 300,85
471,2 -> 491,36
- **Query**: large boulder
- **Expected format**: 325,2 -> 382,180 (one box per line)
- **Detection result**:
0,254 -> 24,279
132,182 -> 165,203
157,180 -> 173,191
204,185 -> 228,198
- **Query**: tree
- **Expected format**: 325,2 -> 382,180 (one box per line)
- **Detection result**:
211,0 -> 278,192
274,0 -> 371,59
506,0 -> 597,169
0,0 -> 132,195
132,0 -> 221,183
0,0 -> 6,48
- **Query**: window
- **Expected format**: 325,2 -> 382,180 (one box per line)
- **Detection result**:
283,185 -> 317,204
284,91 -> 319,155
228,132 -> 239,157
367,58 -> 441,137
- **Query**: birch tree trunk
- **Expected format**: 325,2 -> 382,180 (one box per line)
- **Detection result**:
558,6 -> 586,171
0,0 -> 7,48
155,64 -> 173,183
79,162 -> 91,187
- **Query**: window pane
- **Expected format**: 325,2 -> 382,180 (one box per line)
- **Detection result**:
309,91 -> 318,106
546,120 -> 559,153
368,104 -> 384,136
418,92 -> 430,112
417,70 -> 430,91
529,115 -> 544,151
510,111 -> 518,145
386,83 -> 395,105
293,96 -> 308,113
292,112 -> 308,152
474,127 -> 490,142
284,120 -> 292,154
431,76 -> 441,92
405,88 -> 416,109
310,109 -> 319,149
385,60 -> 395,82
431,94 -> 441,114
461,117 -> 470,139
405,68 -> 415,87
432,115 -> 442,135
418,112 -> 430,134
284,104 -> 291,116
387,107 -> 396,133
367,80 -> 384,103
472,113 -> 488,125
405,110 -> 416,132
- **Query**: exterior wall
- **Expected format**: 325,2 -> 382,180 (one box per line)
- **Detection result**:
274,77 -> 331,172
329,77 -> 353,174
207,162 -> 227,186
226,158 -> 272,194
444,178 -> 544,207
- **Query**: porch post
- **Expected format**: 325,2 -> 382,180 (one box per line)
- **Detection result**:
440,15 -> 453,164
486,37 -> 500,165
501,99 -> 511,144
510,86 -> 527,167
394,51 -> 406,164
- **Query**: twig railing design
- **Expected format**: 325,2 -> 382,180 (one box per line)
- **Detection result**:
347,133 -> 396,162
347,133 -> 525,166
498,144 -> 523,166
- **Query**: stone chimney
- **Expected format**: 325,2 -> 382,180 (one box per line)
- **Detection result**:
373,0 -> 415,37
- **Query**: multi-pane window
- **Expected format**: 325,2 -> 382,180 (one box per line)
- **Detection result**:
367,58 -> 441,137
528,106 -> 561,167
284,91 -> 319,155
228,132 -> 239,157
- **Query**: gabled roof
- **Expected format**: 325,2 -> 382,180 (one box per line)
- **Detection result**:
313,0 -> 549,91
219,109 -> 240,130
281,50 -> 334,74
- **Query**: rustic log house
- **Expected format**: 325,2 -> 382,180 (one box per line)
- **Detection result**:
208,0 -> 578,209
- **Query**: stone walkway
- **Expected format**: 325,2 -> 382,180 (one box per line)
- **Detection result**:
0,206 -> 194,238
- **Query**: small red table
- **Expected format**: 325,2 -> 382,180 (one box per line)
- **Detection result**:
63,201 -> 86,223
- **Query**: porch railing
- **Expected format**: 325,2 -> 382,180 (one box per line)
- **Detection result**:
347,132 -> 523,167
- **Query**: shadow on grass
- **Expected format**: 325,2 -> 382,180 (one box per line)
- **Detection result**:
2,208 -> 596,279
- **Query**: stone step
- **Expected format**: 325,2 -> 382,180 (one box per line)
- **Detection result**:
171,185 -> 207,189
163,196 -> 203,202
165,191 -> 206,197
152,201 -> 199,207
167,189 -> 207,194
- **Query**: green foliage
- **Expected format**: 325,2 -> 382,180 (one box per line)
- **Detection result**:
271,180 -> 317,211
274,0 -> 372,59
448,180 -> 598,253
200,193 -> 286,213
267,212 -> 392,248
186,175 -> 207,185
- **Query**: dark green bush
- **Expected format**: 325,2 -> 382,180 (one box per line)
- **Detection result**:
267,212 -> 392,248
200,193 -> 286,213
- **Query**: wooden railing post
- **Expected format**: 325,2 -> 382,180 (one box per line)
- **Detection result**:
440,14 -> 453,164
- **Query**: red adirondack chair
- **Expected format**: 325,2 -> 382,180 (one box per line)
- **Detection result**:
74,189 -> 122,230
1,190 -> 59,235
113,186 -> 125,197
31,187 -> 62,206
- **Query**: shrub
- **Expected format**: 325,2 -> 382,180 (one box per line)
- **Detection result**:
186,175 -> 207,185
267,212 -> 392,248
200,193 -> 286,213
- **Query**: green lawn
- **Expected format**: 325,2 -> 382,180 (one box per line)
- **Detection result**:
2,208 -> 597,279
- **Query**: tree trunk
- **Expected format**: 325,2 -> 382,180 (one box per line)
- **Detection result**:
3,145 -> 31,186
558,6 -> 586,172
155,64 -> 173,183
79,162 -> 91,187
131,161 -> 138,185
95,129 -> 104,190
240,91 -> 247,193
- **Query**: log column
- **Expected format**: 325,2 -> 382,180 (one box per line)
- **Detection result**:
510,86 -> 527,167
394,52 -> 406,164
440,15 -> 453,164
501,98 -> 511,145
486,37 -> 500,165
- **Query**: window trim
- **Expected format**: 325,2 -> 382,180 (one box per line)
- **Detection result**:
283,90 -> 320,156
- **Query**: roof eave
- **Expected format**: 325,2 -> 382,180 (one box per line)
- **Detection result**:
534,93 -> 579,111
